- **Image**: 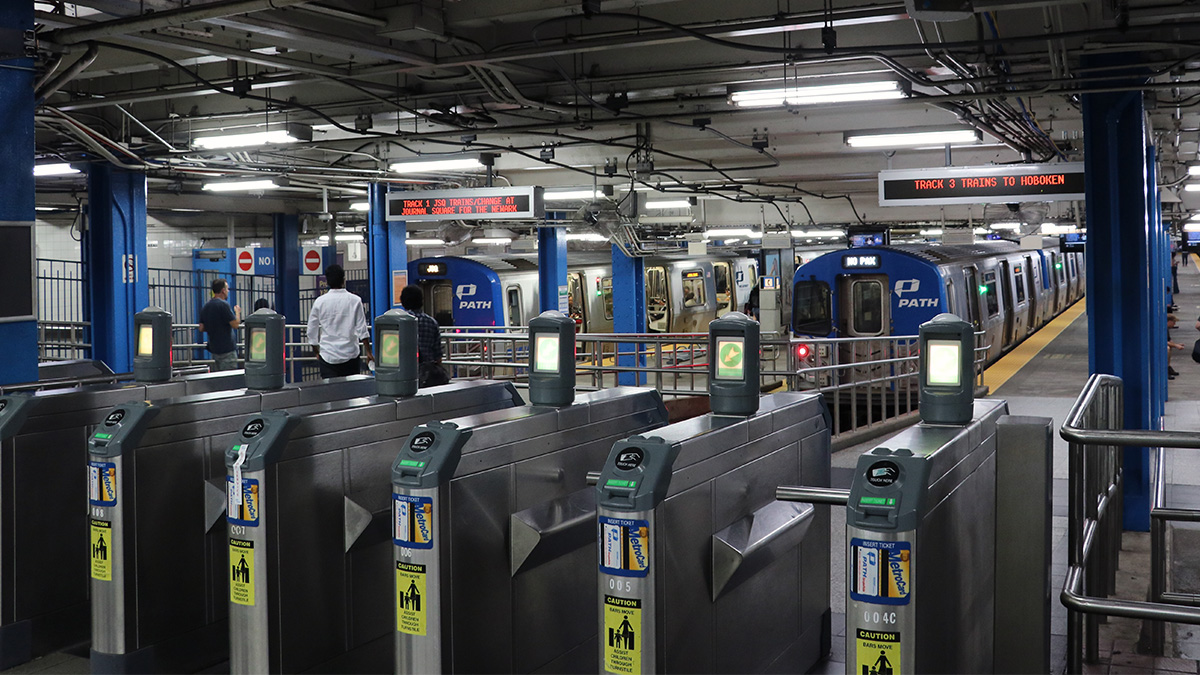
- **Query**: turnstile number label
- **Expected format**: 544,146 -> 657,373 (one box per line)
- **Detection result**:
850,538 -> 911,605
90,519 -> 112,581
226,476 -> 260,526
599,516 -> 650,577
855,628 -> 900,675
393,494 -> 434,549
88,461 -> 117,506
395,562 -> 427,635
230,539 -> 256,606
603,595 -> 642,674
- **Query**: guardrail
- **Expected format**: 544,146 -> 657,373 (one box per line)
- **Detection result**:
1058,374 -> 1200,673
37,320 -> 92,361
170,323 -> 319,381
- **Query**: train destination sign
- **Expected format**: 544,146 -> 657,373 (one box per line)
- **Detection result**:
878,163 -> 1085,206
386,186 -> 544,222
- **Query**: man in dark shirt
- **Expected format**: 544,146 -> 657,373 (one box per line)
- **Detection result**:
400,286 -> 448,387
198,278 -> 241,371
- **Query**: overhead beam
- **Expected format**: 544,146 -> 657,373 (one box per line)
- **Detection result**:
47,0 -> 318,46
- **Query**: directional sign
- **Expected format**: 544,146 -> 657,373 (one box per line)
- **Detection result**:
715,338 -> 745,380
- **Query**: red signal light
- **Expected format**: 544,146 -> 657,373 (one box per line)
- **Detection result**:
796,343 -> 812,360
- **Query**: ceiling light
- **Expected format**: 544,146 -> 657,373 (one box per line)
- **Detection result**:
566,232 -> 608,241
335,234 -> 362,242
973,228 -> 989,235
919,228 -> 944,236
730,80 -> 904,108
845,129 -> 980,148
474,237 -> 512,244
645,200 -> 693,209
349,202 -> 369,212
1184,183 -> 1200,192
33,163 -> 79,176
989,222 -> 1021,230
705,228 -> 761,238
193,125 -> 311,150
201,178 -> 278,192
1184,222 -> 1200,232
1189,166 -> 1200,177
389,157 -> 483,174
406,238 -> 444,246
1189,213 -> 1200,221
35,206 -> 58,211
791,230 -> 846,238
544,190 -> 604,201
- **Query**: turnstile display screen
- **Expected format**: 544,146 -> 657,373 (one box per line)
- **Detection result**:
249,328 -> 267,362
926,339 -> 961,386
715,337 -> 746,380
534,335 -> 559,373
137,324 -> 154,356
379,330 -> 400,367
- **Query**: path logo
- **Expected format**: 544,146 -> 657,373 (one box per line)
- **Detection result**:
456,283 -> 491,310
894,279 -> 938,308
456,284 -> 477,299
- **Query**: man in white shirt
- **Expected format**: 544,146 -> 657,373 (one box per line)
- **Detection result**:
306,264 -> 372,378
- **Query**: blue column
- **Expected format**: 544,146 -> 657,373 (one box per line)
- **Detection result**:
273,214 -> 301,324
368,183 -> 407,317
612,245 -> 646,385
538,227 -> 567,314
1082,55 -> 1159,531
86,165 -> 149,374
0,1 -> 38,385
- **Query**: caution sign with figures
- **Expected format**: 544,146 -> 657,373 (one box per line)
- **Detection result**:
395,562 -> 427,636
856,628 -> 899,675
230,539 -> 255,606
90,519 -> 112,581
603,595 -> 641,674
88,461 -> 117,506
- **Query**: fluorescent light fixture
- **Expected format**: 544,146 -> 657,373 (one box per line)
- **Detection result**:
1189,166 -> 1200,177
990,222 -> 1021,230
566,232 -> 608,242
201,178 -> 278,192
705,228 -> 761,238
474,237 -> 512,245
919,228 -> 944,236
645,200 -> 692,209
791,230 -> 845,238
1041,222 -> 1078,234
406,238 -> 445,246
349,202 -> 370,212
1189,213 -> 1200,221
973,228 -> 989,235
193,126 -> 310,150
1185,183 -> 1200,192
33,163 -> 79,176
730,80 -> 904,108
389,157 -> 483,174
544,190 -> 604,201
35,206 -> 58,211
846,129 -> 980,148
1185,222 -> 1200,232
721,238 -> 743,244
335,234 -> 362,242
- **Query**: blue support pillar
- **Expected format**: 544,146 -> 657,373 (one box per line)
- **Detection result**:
273,214 -> 301,324
538,227 -> 567,314
1082,56 -> 1160,531
86,165 -> 149,374
612,245 -> 646,385
368,183 -> 406,317
0,2 -> 38,385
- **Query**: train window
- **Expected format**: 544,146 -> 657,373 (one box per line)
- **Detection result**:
714,263 -> 733,316
945,280 -> 955,316
1014,272 -> 1026,303
601,277 -> 613,320
506,286 -> 523,326
429,284 -> 455,325
646,267 -> 669,332
681,271 -> 706,308
983,273 -> 1000,316
793,280 -> 831,335
1069,255 -> 1077,279
851,280 -> 884,335
963,268 -> 980,329
567,273 -> 585,325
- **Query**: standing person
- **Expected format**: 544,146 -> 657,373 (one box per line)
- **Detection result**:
400,285 -> 448,386
306,264 -> 372,378
198,278 -> 241,371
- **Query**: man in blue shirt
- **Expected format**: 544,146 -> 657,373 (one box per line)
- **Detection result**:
198,278 -> 241,371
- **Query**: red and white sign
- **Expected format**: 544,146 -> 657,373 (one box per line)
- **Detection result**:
236,248 -> 254,274
302,246 -> 323,275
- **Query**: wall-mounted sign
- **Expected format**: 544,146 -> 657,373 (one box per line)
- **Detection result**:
386,187 -> 544,222
878,163 -> 1085,206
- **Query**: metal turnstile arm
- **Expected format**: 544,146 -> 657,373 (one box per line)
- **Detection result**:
775,485 -> 850,505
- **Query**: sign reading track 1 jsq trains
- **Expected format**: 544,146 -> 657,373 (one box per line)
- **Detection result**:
386,186 -> 544,221
877,163 -> 1085,206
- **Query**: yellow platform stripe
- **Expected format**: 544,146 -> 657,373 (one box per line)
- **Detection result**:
984,299 -> 1087,393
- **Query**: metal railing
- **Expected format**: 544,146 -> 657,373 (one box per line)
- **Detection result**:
1059,374 -> 1200,673
170,323 -> 321,382
37,259 -> 89,359
37,320 -> 92,361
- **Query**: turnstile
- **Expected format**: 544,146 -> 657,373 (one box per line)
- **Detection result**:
386,386 -> 670,674
0,370 -> 246,669
86,375 -> 379,673
224,379 -> 526,673
595,391 -> 831,674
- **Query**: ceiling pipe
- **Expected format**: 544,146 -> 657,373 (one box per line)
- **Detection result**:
47,0 -> 318,45
35,41 -> 99,104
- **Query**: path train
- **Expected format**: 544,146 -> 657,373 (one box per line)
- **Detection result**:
791,238 -> 1085,367
409,253 -> 759,333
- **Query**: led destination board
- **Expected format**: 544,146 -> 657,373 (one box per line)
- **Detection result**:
878,163 -> 1085,206
386,186 -> 544,222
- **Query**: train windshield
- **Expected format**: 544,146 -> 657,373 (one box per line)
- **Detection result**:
793,280 -> 832,335
851,280 -> 884,335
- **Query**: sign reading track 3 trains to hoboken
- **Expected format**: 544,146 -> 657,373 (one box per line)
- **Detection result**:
386,186 -> 544,221
878,163 -> 1085,206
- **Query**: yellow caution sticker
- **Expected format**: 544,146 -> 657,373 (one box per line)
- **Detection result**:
230,539 -> 255,606
395,562 -> 427,636
856,628 -> 900,675
603,595 -> 641,674
90,519 -> 112,581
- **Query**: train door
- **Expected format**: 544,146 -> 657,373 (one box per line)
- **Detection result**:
422,280 -> 456,325
999,261 -> 1016,346
963,267 -> 981,332
645,266 -> 670,332
567,272 -> 586,329
837,275 -> 889,337
1022,256 -> 1037,332
1012,261 -> 1028,337
505,286 -> 523,327
714,262 -> 734,317
981,270 -> 1001,357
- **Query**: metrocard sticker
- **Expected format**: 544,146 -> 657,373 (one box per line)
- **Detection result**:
850,538 -> 911,605
226,476 -> 260,526
230,539 -> 255,606
856,628 -> 900,675
90,519 -> 112,581
88,461 -> 117,506
598,516 -> 650,578
393,494 -> 434,549
604,595 -> 641,674
395,562 -> 427,635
